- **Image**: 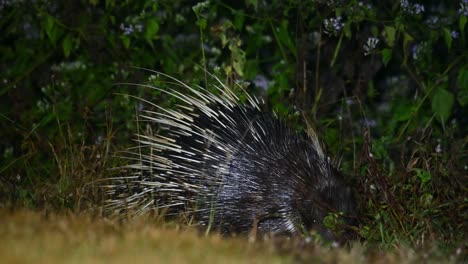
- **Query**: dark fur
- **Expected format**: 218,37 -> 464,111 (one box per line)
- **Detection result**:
107,81 -> 357,241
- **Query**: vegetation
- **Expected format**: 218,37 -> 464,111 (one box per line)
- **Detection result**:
2,209 -> 461,263
0,0 -> 466,261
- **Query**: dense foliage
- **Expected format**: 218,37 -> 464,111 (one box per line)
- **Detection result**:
0,0 -> 466,254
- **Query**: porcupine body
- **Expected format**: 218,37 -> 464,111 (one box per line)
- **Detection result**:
105,72 -> 356,240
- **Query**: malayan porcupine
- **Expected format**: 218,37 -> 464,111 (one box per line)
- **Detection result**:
105,71 -> 357,241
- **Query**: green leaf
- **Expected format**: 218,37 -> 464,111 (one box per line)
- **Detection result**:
394,102 -> 413,122
443,28 -> 452,50
431,86 -> 454,124
402,33 -> 413,64
243,60 -> 259,80
371,26 -> 378,36
278,20 -> 296,57
403,33 -> 413,48
45,15 -> 57,44
245,0 -> 258,10
121,36 -> 130,48
384,26 -> 395,47
382,48 -> 392,66
372,137 -> 389,160
323,212 -> 344,231
234,12 -> 245,31
343,22 -> 352,38
394,16 -> 404,32
62,34 -> 73,58
196,18 -> 207,30
145,19 -> 159,44
457,68 -> 468,106
367,80 -> 376,98
45,15 -> 54,32
420,193 -> 433,208
460,15 -> 467,33
323,127 -> 338,149
330,32 -> 343,67
413,169 -> 431,184
229,40 -> 246,77
335,7 -> 343,17
105,0 -> 115,8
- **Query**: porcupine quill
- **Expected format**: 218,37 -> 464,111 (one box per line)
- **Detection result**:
104,70 -> 357,241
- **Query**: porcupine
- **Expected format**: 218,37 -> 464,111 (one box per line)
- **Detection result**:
105,71 -> 357,241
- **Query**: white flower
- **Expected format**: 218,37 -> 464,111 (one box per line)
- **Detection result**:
323,16 -> 344,36
363,37 -> 379,55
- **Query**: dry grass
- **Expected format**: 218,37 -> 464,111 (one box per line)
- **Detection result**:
1,209 -> 463,264
1,209 -> 284,264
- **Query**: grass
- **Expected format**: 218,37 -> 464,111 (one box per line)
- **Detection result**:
1,209 -> 283,263
1,209 -> 465,263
